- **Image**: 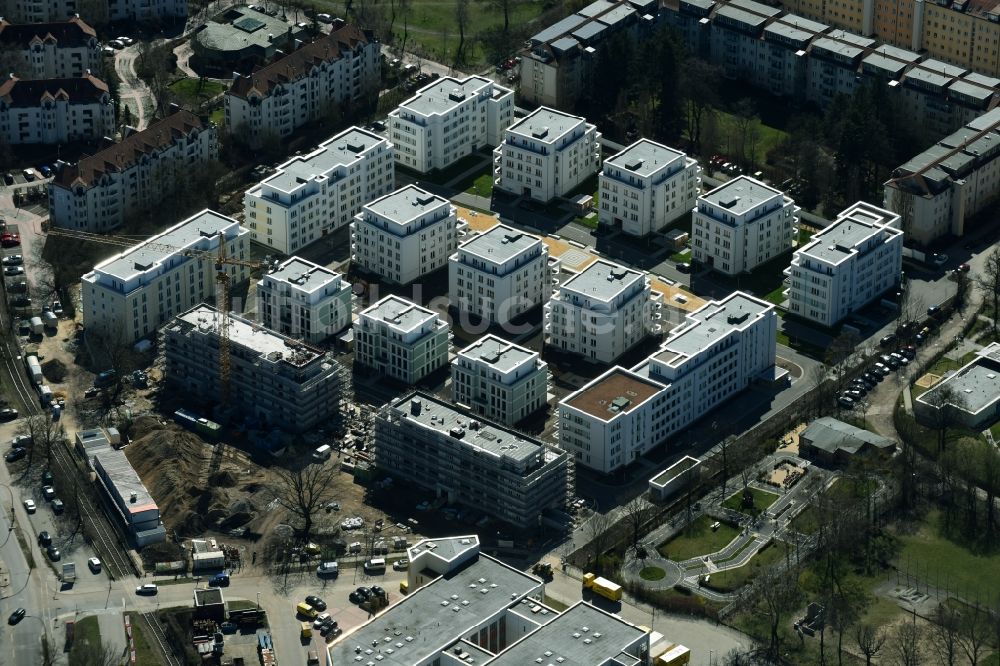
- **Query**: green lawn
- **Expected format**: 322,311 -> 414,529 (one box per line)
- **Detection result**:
574,213 -> 599,229
765,285 -> 787,306
669,249 -> 692,263
928,351 -> 980,377
420,154 -> 487,186
69,616 -> 101,665
702,541 -> 787,592
990,422 -> 1000,439
657,515 -> 739,562
126,613 -> 158,666
312,0 -> 550,65
209,107 -> 225,127
169,78 -> 226,107
639,566 -> 666,581
465,172 -> 494,198
722,487 -> 781,515
895,509 -> 1000,599
796,227 -> 814,247
712,110 -> 789,168
790,505 -> 821,535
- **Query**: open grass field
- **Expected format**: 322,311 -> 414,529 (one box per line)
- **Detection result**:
68,616 -> 101,666
126,613 -> 158,666
311,0 -> 552,65
702,540 -> 787,592
722,487 -> 781,515
895,509 -> 1000,600
658,515 -> 739,562
168,78 -> 226,108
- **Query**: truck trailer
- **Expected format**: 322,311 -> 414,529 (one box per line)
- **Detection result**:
582,572 -> 622,602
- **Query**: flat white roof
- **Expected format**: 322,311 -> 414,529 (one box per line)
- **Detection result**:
507,106 -> 587,144
263,256 -> 343,293
559,259 -> 645,303
361,295 -> 441,333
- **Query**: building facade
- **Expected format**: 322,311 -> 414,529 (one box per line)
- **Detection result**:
451,334 -> 549,426
351,185 -> 459,284
162,304 -> 346,433
0,17 -> 100,79
354,295 -> 450,384
256,257 -> 352,344
374,393 -> 571,528
692,176 -> 798,275
389,75 -> 513,173
449,224 -> 556,324
493,107 -> 601,203
224,25 -> 380,147
519,0 -> 659,109
50,109 -> 217,232
82,210 -> 249,343
559,292 -> 777,473
884,107 -> 1000,245
599,138 -> 701,236
545,260 -> 660,364
6,0 -> 185,22
786,201 -> 903,326
243,126 -> 393,254
0,74 -> 113,145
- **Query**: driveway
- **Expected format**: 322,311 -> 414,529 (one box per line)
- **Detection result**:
114,48 -> 150,130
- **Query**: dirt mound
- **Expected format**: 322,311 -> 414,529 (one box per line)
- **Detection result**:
41,358 -> 67,383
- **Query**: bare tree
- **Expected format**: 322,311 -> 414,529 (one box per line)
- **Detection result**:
583,510 -> 613,569
268,462 -> 340,540
621,494 -> 652,552
890,186 -> 915,238
69,634 -> 121,666
897,286 -> 926,339
888,613 -> 923,666
454,0 -> 470,67
398,0 -> 412,54
957,602 -> 991,666
19,413 -> 66,471
754,568 -> 800,659
929,603 -> 961,666
826,330 -> 862,396
480,0 -> 517,34
977,246 -> 1000,333
922,384 -> 959,454
954,270 -> 973,312
853,624 -> 887,666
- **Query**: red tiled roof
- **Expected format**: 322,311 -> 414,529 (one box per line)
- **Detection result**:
0,17 -> 97,47
53,109 -> 208,189
227,24 -> 369,100
0,74 -> 107,106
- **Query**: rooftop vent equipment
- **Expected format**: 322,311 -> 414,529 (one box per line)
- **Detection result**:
130,491 -> 137,503
531,126 -> 549,139
448,89 -> 467,102
625,158 -> 644,171
720,195 -> 740,209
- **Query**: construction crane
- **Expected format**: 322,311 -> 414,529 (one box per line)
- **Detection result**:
44,226 -> 267,402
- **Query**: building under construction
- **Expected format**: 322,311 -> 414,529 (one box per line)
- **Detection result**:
161,304 -> 347,433
374,391 -> 574,530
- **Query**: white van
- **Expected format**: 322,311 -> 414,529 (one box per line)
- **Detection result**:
312,444 -> 332,462
364,557 -> 386,574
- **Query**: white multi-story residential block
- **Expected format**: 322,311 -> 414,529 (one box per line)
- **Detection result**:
389,75 -> 513,174
256,257 -> 352,344
0,17 -> 100,79
451,334 -> 549,426
6,0 -> 185,22
493,106 -> 601,203
243,126 -> 392,254
82,210 -> 249,343
0,74 -> 113,145
559,292 -> 776,473
50,109 -> 217,232
599,139 -> 701,236
162,304 -> 346,434
885,106 -> 1000,244
354,295 -> 450,384
786,202 -> 903,327
225,25 -> 380,147
351,185 -> 459,285
449,224 -> 556,325
545,260 -> 660,364
692,176 -> 798,275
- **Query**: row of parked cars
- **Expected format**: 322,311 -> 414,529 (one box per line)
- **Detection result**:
837,346 -> 917,408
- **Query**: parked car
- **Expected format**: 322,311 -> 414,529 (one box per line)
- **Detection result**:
316,561 -> 338,577
51,499 -> 64,514
392,558 -> 409,571
108,39 -> 125,49
873,363 -> 891,376
46,545 -> 60,561
5,447 -> 26,462
38,165 -> 51,178
2,233 -> 21,247
88,557 -> 101,573
37,531 -> 50,546
837,396 -> 855,409
891,352 -> 909,365
4,266 -> 24,276
135,583 -> 158,595
957,263 -> 971,273
879,333 -> 897,347
850,383 -> 867,396
2,173 -> 13,185
927,305 -> 943,318
305,595 -> 326,612
3,255 -> 23,265
312,612 -> 332,629
21,168 -> 34,181
676,262 -> 691,273
22,499 -> 34,513
844,389 -> 863,400
0,408 -> 18,420
370,586 -> 387,599
8,608 -> 25,624
42,485 -> 55,501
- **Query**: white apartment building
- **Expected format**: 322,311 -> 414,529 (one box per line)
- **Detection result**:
449,224 -> 556,325
451,334 -> 549,426
225,25 -> 380,147
82,210 -> 250,343
559,292 -> 776,473
6,0 -> 185,24
493,106 -> 601,203
243,126 -> 392,254
50,110 -> 217,232
599,139 -> 701,236
256,257 -> 352,344
351,185 -> 458,285
0,74 -> 113,145
389,75 -> 513,174
0,17 -> 100,79
786,202 -> 903,327
885,106 -> 1000,244
692,176 -> 798,275
545,260 -> 660,364
354,295 -> 450,384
